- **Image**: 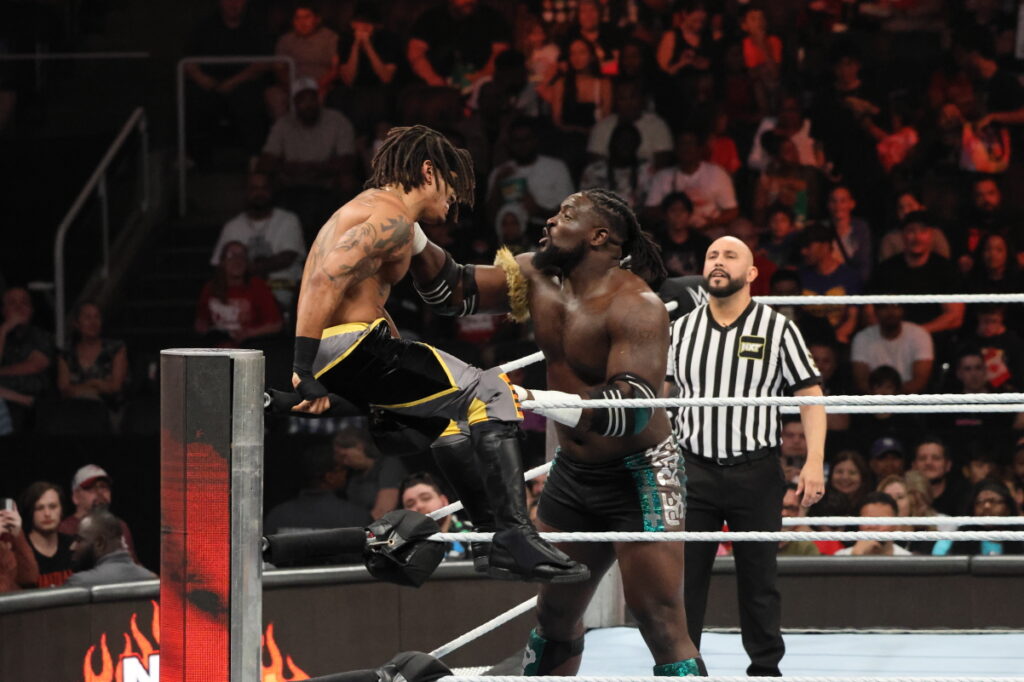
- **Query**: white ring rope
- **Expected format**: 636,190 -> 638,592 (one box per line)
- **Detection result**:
495,293 -> 1024,375
781,516 -> 1024,527
432,530 -> 1024,543
428,461 -> 554,521
500,350 -> 546,373
450,677 -> 1024,682
754,293 -> 1024,305
521,393 -> 1024,409
779,404 -> 1023,414
430,596 -> 537,658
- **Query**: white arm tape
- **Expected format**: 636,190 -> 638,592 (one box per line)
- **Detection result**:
518,388 -> 583,428
411,222 -> 428,255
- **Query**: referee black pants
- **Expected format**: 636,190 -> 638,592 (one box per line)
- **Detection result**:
683,453 -> 786,676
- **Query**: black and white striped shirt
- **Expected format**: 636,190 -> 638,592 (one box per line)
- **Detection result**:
667,300 -> 821,461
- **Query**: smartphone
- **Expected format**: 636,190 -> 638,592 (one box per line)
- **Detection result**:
1,498 -> 14,512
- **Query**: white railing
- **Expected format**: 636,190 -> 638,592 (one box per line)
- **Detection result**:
53,107 -> 149,348
176,55 -> 296,216
0,51 -> 150,60
0,51 -> 150,91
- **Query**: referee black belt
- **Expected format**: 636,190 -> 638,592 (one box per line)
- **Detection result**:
682,446 -> 779,467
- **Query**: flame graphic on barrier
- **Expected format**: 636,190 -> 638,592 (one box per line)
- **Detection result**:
83,601 -> 309,681
262,623 -> 310,681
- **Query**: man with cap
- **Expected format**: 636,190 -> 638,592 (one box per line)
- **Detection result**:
58,464 -> 137,560
257,77 -> 358,238
868,437 -> 906,482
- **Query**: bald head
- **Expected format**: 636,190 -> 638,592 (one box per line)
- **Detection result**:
709,236 -> 754,265
704,236 -> 757,299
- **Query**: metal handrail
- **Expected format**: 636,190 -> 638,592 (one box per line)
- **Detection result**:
176,55 -> 296,216
0,51 -> 150,60
53,107 -> 149,348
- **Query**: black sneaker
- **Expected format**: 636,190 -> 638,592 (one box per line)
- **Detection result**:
487,526 -> 589,583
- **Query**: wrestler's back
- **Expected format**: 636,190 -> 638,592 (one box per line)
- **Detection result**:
305,189 -> 411,331
529,268 -> 672,464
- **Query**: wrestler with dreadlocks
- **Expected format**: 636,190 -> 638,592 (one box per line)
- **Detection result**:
410,188 -> 707,675
290,125 -> 588,584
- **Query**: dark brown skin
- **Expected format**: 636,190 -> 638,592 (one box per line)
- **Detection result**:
411,192 -> 700,668
414,193 -> 671,464
293,161 -> 454,413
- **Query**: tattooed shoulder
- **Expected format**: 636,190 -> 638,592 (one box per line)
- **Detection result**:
372,215 -> 414,257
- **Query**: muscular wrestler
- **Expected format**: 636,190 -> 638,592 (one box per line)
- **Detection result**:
411,189 -> 706,676
290,125 -> 587,584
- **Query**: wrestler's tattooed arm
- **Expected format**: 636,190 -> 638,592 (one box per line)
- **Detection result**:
295,212 -> 413,339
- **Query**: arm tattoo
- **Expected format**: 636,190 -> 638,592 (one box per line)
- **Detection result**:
313,216 -> 413,288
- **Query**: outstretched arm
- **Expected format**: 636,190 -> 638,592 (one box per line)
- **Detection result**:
292,210 -> 414,413
409,233 -> 535,318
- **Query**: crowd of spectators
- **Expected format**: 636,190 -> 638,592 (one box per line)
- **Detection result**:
5,0 -> 1024,591
178,0 -> 1024,530
1,465 -> 147,593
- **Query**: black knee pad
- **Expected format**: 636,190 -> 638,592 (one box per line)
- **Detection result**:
522,628 -> 584,675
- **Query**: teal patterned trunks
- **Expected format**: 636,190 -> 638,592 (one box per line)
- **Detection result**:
538,435 -> 686,532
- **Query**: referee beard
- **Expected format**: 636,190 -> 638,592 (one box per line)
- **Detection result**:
668,236 -> 827,676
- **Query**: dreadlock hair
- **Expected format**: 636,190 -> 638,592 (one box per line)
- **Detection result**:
581,188 -> 667,289
366,125 -> 476,208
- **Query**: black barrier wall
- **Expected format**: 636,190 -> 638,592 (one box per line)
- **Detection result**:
2,560 -> 1023,680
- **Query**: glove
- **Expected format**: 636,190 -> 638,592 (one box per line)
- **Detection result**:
293,336 -> 328,401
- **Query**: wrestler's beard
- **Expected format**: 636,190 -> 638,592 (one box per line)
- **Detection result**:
706,272 -> 746,298
532,241 -> 586,276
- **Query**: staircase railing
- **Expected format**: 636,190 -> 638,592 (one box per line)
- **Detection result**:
53,107 -> 149,347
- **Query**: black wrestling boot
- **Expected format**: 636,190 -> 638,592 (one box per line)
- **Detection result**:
471,423 -> 589,584
430,433 -> 494,573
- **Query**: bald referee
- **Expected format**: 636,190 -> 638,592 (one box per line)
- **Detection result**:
667,236 -> 826,676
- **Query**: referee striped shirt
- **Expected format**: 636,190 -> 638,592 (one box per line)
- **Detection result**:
667,300 -> 821,461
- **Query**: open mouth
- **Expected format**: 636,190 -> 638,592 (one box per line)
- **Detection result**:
710,270 -> 729,280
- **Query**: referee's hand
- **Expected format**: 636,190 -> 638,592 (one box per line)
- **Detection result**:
795,461 -> 826,508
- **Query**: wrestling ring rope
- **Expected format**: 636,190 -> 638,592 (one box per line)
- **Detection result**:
422,291 -> 1024,678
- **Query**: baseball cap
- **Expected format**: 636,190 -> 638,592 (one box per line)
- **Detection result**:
72,464 -> 112,491
291,77 -> 318,97
870,437 -> 904,460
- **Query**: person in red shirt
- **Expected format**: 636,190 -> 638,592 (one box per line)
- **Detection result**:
196,240 -> 284,347
740,6 -> 782,116
0,500 -> 38,593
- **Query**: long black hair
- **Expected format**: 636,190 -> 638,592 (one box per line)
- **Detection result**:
582,188 -> 666,289
366,125 -> 476,208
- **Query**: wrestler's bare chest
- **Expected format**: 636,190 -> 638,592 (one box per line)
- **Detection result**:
530,279 -> 610,388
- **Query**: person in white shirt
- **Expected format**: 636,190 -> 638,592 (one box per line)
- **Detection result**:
586,79 -> 673,167
834,492 -> 913,556
211,172 -> 306,311
257,77 -> 357,195
747,95 -> 820,172
579,121 -> 654,210
851,303 -> 933,394
644,130 -> 738,229
486,117 -> 575,233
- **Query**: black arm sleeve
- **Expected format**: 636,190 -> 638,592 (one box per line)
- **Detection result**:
412,250 -> 479,316
585,372 -> 658,437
